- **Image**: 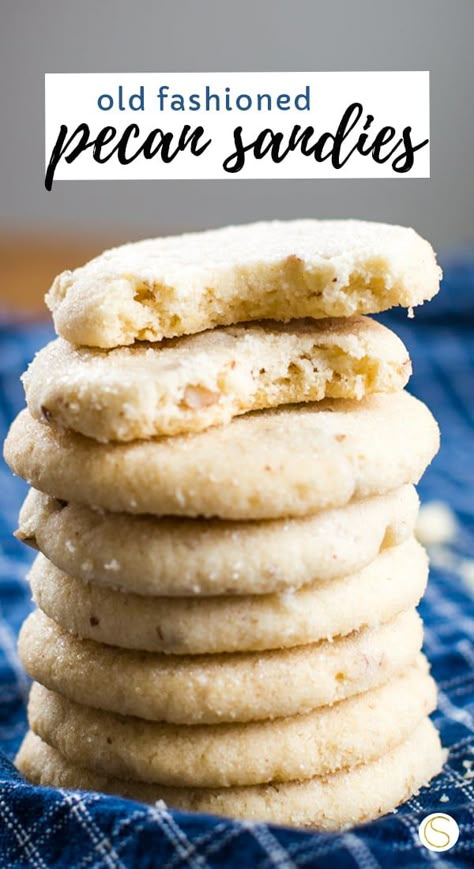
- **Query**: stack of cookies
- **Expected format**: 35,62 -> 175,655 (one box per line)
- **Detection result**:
5,220 -> 447,830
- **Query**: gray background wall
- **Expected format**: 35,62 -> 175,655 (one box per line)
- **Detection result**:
1,0 -> 473,250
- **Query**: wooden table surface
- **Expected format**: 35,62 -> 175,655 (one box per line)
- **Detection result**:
0,233 -> 120,315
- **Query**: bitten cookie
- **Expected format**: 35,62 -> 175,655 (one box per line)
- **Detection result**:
29,539 -> 428,654
45,219 -> 441,348
17,485 -> 419,596
19,608 -> 423,724
16,720 -> 446,829
5,393 -> 439,520
23,317 -> 410,441
27,658 -> 436,787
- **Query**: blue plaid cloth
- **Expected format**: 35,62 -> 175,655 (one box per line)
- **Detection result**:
0,257 -> 473,868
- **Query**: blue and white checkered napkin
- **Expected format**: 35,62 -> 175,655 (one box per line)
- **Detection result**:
0,257 -> 473,867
